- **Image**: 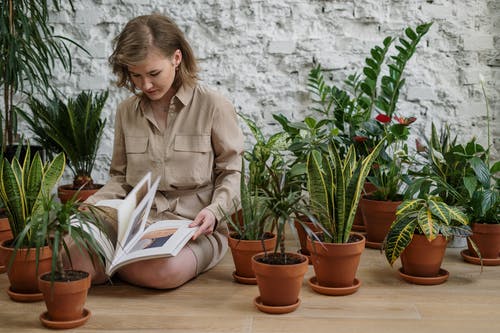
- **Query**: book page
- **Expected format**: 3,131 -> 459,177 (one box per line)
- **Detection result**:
106,220 -> 196,276
70,218 -> 115,268
116,172 -> 151,244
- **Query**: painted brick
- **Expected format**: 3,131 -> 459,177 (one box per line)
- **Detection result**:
23,0 -> 499,184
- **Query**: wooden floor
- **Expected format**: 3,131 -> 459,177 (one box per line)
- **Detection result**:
0,240 -> 499,333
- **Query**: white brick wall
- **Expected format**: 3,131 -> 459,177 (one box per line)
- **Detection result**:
41,0 -> 498,185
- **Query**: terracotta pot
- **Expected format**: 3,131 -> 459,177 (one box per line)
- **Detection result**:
307,233 -> 365,288
252,252 -> 308,308
352,182 -> 376,232
0,240 -> 52,299
0,215 -> 13,273
401,234 -> 447,277
57,184 -> 103,204
360,197 -> 401,246
295,218 -> 318,256
38,270 -> 91,325
228,232 -> 276,280
467,223 -> 500,259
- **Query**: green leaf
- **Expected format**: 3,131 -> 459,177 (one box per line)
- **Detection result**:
363,67 -> 377,80
405,27 -> 418,40
384,217 -> 415,265
417,208 -> 438,241
469,157 -> 490,188
428,200 -> 451,224
463,176 -> 477,198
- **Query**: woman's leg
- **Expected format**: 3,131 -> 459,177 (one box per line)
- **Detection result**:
116,247 -> 198,289
62,239 -> 109,285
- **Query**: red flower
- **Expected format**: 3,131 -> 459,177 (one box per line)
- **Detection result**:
353,136 -> 368,142
394,115 -> 416,126
375,114 -> 391,123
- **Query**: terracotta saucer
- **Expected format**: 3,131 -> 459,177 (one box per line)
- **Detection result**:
398,267 -> 449,285
365,240 -> 382,249
0,265 -> 6,274
253,296 -> 300,314
460,249 -> 500,266
308,276 -> 361,296
232,271 -> 257,285
40,308 -> 91,329
7,287 -> 43,302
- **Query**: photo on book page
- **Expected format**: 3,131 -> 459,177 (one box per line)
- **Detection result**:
135,228 -> 177,250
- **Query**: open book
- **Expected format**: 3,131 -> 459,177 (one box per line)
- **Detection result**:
82,172 -> 198,276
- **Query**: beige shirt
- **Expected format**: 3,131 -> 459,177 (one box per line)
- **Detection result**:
87,83 -> 244,222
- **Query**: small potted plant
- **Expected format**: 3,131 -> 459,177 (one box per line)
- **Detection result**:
251,158 -> 314,314
0,147 -> 65,301
19,90 -> 108,203
384,195 -> 470,285
305,138 -> 384,296
220,160 -> 276,285
13,191 -> 108,329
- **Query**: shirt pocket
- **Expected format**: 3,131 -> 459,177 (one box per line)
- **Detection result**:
125,136 -> 150,185
125,136 -> 148,154
171,135 -> 213,186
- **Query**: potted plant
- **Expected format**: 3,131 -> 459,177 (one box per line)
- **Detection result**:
305,138 -> 384,296
304,23 -> 433,244
13,191 -> 107,329
18,90 -> 108,202
0,201 -> 13,273
384,195 -> 470,285
459,79 -> 500,265
0,147 -> 65,301
251,158 -> 314,314
220,160 -> 276,285
0,0 -> 85,157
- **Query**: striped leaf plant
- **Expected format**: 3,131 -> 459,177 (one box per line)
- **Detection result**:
384,196 -> 471,266
0,147 -> 65,247
306,138 -> 385,243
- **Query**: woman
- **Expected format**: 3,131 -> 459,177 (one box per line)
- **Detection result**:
77,14 -> 243,289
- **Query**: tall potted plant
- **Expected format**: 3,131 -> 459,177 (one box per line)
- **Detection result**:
0,0 -> 84,156
13,191 -> 107,329
18,90 -> 108,202
305,23 -> 433,246
384,195 -> 470,285
0,148 -> 65,301
305,139 -> 384,295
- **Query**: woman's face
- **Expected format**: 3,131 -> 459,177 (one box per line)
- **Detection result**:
128,47 -> 181,101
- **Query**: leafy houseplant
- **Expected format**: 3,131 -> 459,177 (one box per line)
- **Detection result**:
0,147 -> 65,301
305,22 -> 433,247
304,139 -> 384,293
251,160 -> 311,313
0,0 -> 84,153
219,159 -> 276,284
384,196 -> 470,283
14,192 -> 107,328
19,90 -> 108,200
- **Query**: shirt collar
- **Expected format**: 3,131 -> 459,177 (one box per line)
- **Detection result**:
174,83 -> 195,106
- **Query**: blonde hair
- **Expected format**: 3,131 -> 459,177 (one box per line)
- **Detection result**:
109,14 -> 198,92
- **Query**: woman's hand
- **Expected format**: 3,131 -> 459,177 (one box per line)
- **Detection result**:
190,208 -> 217,240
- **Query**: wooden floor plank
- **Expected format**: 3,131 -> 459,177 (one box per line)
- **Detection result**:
0,243 -> 498,332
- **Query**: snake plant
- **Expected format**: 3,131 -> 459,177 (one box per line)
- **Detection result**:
306,138 -> 385,243
0,147 -> 65,247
